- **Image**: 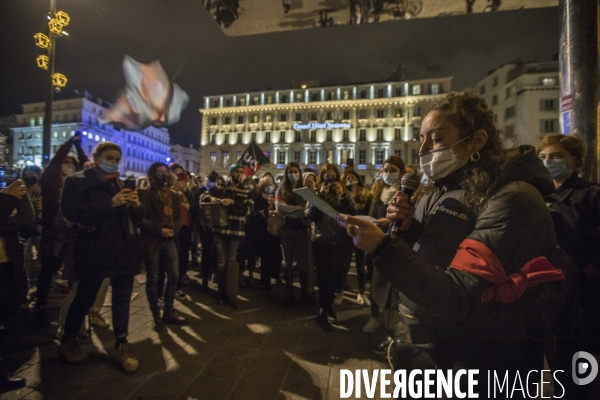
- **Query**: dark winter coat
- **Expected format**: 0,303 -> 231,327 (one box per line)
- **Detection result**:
545,172 -> 600,271
60,168 -> 144,282
138,187 -> 182,258
309,189 -> 357,246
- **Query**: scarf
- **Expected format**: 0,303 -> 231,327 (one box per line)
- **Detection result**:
92,166 -> 121,186
380,184 -> 399,204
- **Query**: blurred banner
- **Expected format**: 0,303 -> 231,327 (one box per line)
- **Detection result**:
202,0 -> 557,36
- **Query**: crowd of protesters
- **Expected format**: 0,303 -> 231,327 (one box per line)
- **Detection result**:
0,90 -> 598,398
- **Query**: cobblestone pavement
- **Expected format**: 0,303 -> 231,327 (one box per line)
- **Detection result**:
1,272 -> 391,400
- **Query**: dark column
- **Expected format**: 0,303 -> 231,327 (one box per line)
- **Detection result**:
559,0 -> 599,181
42,0 -> 57,167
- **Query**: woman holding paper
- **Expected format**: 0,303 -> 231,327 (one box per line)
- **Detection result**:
309,164 -> 356,332
275,162 -> 312,309
341,90 -> 570,394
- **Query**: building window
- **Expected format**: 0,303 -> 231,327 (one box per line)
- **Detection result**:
342,130 -> 349,141
375,149 -> 385,165
265,131 -> 271,143
541,99 -> 557,111
210,152 -> 216,164
377,88 -> 385,98
358,150 -> 366,165
326,111 -> 333,120
376,109 -> 385,118
278,150 -> 286,164
342,111 -> 350,119
310,130 -> 316,142
395,87 -> 402,97
294,113 -> 302,122
251,115 -> 258,123
541,119 -> 558,133
326,130 -> 333,142
309,150 -> 317,165
294,151 -> 301,163
213,100 -> 219,108
225,99 -> 232,106
343,91 -> 350,100
266,96 -> 272,104
413,107 -> 421,117
376,129 -> 384,141
223,151 -> 230,167
505,106 -> 516,119
480,85 -> 485,95
359,110 -> 368,119
234,116 -> 242,124
412,84 -> 421,95
239,98 -> 246,106
493,114 -> 498,124
395,149 -> 402,157
279,131 -> 286,142
210,117 -> 217,125
210,134 -> 216,144
395,128 -> 402,141
224,117 -> 231,124
236,151 -> 242,160
252,97 -> 259,105
38,116 -> 43,125
62,131 -> 67,138
493,77 -> 499,87
328,92 -> 335,100
359,129 -> 366,141
430,84 -> 440,94
492,95 -> 498,105
360,90 -> 367,99
412,149 -> 419,164
311,93 -> 319,102
542,77 -> 557,86
251,132 -> 257,142
310,112 -> 317,120
296,93 -> 304,102
295,131 -> 302,142
281,95 -> 287,103
394,108 -> 402,118
280,113 -> 287,122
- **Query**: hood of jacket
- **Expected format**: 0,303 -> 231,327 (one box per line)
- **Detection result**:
502,145 -> 555,197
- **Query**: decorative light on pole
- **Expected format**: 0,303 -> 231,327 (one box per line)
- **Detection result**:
33,0 -> 71,166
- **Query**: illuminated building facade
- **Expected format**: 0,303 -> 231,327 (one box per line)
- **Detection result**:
11,94 -> 171,178
200,77 -> 451,182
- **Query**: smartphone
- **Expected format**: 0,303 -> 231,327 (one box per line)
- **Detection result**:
177,171 -> 188,182
346,158 -> 354,168
124,177 -> 136,191
11,168 -> 21,182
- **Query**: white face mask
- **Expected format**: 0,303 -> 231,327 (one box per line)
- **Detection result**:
62,164 -> 76,176
419,135 -> 471,182
382,172 -> 400,186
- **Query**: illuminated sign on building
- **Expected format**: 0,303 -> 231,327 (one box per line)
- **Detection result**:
293,122 -> 352,130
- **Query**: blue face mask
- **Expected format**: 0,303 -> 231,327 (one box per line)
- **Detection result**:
99,161 -> 119,174
543,159 -> 570,180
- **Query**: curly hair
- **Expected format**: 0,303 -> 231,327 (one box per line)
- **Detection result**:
426,89 -> 508,212
146,162 -> 173,188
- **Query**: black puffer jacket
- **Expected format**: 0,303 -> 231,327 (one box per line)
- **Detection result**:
372,146 -> 571,343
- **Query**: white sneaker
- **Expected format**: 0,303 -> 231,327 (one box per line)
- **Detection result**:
356,293 -> 369,306
363,316 -> 381,333
334,292 -> 344,306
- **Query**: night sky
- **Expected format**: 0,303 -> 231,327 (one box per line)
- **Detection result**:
0,0 -> 559,147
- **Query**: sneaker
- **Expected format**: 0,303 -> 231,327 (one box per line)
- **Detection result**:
90,312 -> 110,328
356,293 -> 370,306
116,342 -> 139,374
162,310 -> 189,326
363,316 -> 381,333
175,290 -> 187,300
57,337 -> 89,364
152,311 -> 163,332
334,292 -> 344,306
0,369 -> 26,390
372,336 -> 393,355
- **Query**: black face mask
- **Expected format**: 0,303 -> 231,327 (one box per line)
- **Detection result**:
23,176 -> 38,186
231,176 -> 240,185
156,174 -> 170,186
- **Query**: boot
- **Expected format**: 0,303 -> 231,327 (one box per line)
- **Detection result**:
33,304 -> 47,328
315,309 -> 333,333
284,286 -> 295,310
152,311 -> 163,332
162,310 -> 188,326
224,259 -> 239,309
116,342 -> 139,374
57,336 -> 89,364
90,311 -> 110,328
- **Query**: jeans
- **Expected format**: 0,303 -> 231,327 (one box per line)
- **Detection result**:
177,225 -> 192,290
212,233 -> 240,295
279,226 -> 310,291
145,240 -> 179,314
63,274 -> 133,341
340,244 -> 367,294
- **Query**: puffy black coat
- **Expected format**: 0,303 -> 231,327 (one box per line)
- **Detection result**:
61,168 -> 144,282
372,146 -> 571,344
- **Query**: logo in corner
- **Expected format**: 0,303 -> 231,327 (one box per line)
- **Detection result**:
572,351 -> 599,385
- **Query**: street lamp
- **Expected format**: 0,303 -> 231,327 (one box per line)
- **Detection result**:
33,0 -> 70,166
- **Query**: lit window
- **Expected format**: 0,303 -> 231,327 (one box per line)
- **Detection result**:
412,85 -> 421,95
430,84 -> 440,94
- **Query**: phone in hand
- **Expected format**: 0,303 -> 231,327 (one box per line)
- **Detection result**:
124,177 -> 136,191
346,158 -> 354,168
0,165 -> 6,189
